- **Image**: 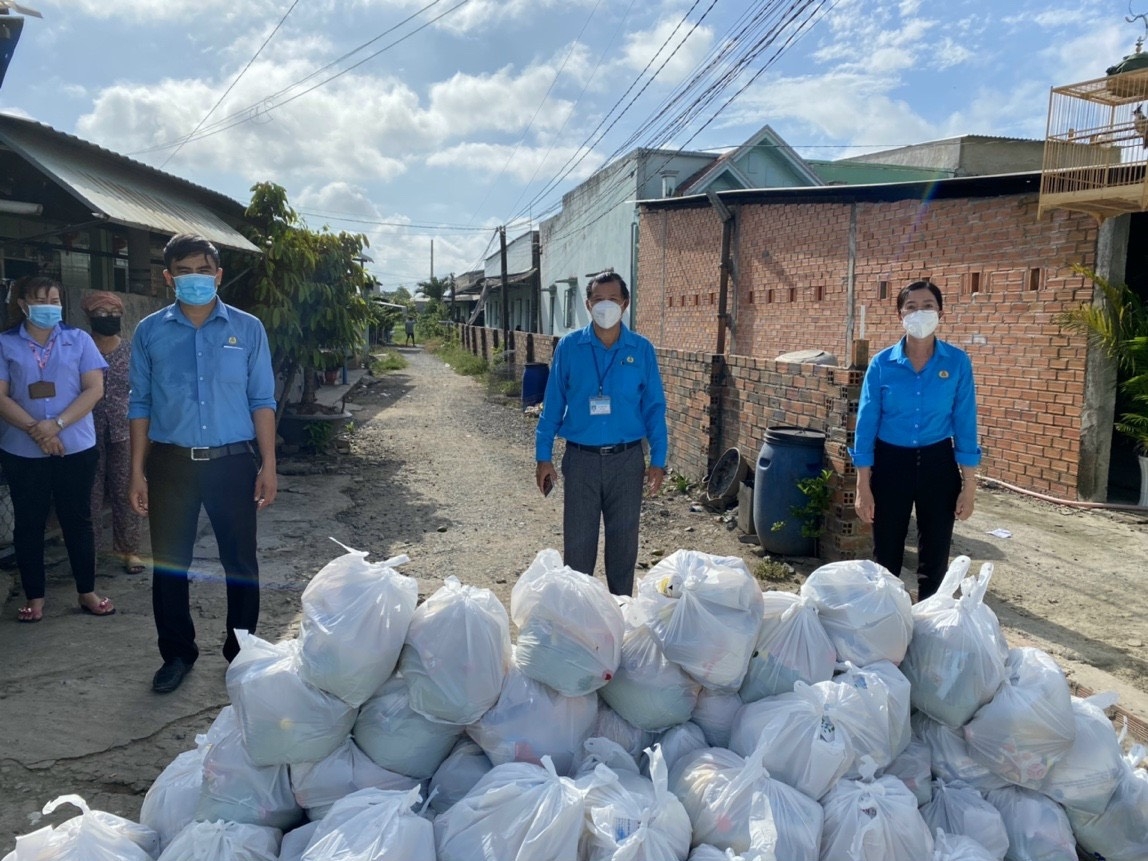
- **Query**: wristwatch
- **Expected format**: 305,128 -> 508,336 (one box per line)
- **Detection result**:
55,417 -> 65,430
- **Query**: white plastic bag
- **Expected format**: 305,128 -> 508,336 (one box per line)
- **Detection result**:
738,591 -> 835,703
196,706 -> 301,830
511,548 -> 624,696
429,738 -> 493,814
579,745 -> 693,861
1038,693 -> 1125,814
820,771 -> 934,861
1065,763 -> 1148,861
669,743 -> 822,860
140,744 -> 205,851
302,787 -> 435,861
352,673 -> 465,779
691,687 -> 743,750
157,820 -> 280,861
900,558 -> 1007,728
467,661 -> 598,776
799,559 -> 913,666
932,830 -> 999,861
911,712 -> 1008,795
226,631 -> 357,766
729,681 -> 859,800
983,785 -> 1077,861
592,700 -> 657,762
399,576 -> 511,724
833,660 -> 912,774
882,738 -> 932,805
919,779 -> 1008,861
652,722 -> 708,774
963,647 -> 1075,788
633,550 -> 764,690
278,823 -> 319,861
289,736 -> 420,819
298,546 -> 417,707
600,605 -> 701,731
4,795 -> 157,861
433,756 -> 584,861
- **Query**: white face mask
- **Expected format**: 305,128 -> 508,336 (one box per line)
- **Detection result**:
902,309 -> 939,339
590,299 -> 624,329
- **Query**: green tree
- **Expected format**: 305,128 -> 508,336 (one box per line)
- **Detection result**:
417,275 -> 451,302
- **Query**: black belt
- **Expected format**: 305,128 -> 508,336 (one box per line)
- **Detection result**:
154,442 -> 254,462
567,440 -> 642,456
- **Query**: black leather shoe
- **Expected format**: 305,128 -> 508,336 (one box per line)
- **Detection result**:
152,658 -> 191,693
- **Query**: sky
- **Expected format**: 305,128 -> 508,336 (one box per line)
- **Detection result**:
0,0 -> 1138,289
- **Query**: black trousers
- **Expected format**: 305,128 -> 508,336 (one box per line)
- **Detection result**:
561,444 -> 645,596
146,444 -> 260,665
0,447 -> 99,601
869,438 -> 962,599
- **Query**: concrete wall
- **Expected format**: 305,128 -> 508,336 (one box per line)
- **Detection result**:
636,192 -> 1101,500
841,137 -> 1046,176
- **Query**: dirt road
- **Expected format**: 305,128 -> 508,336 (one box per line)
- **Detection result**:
1,347 -> 1146,847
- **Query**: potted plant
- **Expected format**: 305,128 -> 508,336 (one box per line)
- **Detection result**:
1058,267 -> 1148,506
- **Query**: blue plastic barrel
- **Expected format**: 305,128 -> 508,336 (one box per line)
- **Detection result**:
753,426 -> 827,556
522,362 -> 549,408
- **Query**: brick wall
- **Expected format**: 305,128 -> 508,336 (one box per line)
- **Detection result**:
637,194 -> 1099,498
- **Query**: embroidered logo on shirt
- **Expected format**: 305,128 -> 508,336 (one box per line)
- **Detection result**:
624,355 -> 635,364
939,370 -> 949,379
228,336 -> 238,345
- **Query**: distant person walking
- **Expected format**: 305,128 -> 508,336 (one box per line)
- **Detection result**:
129,234 -> 277,694
850,280 -> 981,601
0,276 -> 113,622
82,291 -> 144,575
404,317 -> 416,346
534,271 -> 667,596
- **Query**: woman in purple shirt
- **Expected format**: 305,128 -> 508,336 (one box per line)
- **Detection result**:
0,276 -> 113,622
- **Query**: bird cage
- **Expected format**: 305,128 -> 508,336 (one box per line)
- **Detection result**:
1038,67 -> 1148,220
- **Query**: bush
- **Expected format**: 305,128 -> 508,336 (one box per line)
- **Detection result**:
371,351 -> 407,374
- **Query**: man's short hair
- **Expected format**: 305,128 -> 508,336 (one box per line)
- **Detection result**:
164,234 -> 221,271
585,271 -> 629,301
896,279 -> 943,312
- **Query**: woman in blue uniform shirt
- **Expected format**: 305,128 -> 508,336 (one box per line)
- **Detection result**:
850,280 -> 981,600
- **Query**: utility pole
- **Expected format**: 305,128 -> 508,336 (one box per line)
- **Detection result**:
430,239 -> 434,281
499,226 -> 509,348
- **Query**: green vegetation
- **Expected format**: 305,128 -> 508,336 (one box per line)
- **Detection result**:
432,332 -> 489,377
371,351 -> 407,374
754,558 -> 794,583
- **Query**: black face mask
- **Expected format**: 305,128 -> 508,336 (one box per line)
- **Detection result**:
89,316 -> 122,336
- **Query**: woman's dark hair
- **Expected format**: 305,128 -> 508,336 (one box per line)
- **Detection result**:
896,279 -> 943,312
585,271 -> 629,301
163,233 -> 220,271
6,275 -> 63,331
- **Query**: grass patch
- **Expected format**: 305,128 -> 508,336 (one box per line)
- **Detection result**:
754,558 -> 794,583
435,341 -> 489,376
370,351 -> 407,374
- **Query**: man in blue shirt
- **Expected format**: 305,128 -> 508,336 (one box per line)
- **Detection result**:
128,234 -> 278,693
850,280 -> 981,600
535,271 -> 667,596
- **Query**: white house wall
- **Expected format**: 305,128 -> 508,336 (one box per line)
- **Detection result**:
540,151 -> 713,337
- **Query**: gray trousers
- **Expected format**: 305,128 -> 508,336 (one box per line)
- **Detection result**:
561,444 -> 645,596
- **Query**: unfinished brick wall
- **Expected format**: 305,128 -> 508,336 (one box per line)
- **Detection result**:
637,193 -> 1099,498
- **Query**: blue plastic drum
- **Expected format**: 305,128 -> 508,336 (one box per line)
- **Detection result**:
753,426 -> 827,556
522,362 -> 549,408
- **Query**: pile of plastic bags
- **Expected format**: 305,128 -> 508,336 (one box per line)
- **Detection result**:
5,549 -> 1147,861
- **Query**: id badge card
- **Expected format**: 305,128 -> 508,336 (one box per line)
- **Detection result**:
28,380 -> 56,399
589,394 -> 612,416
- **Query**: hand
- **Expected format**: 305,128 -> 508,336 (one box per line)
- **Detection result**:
28,419 -> 59,446
38,437 -> 64,457
955,484 -> 976,521
855,486 -> 875,524
536,461 -> 558,496
255,469 -> 278,510
645,466 -> 665,496
129,473 -> 149,516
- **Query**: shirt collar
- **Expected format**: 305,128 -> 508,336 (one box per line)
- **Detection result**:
890,336 -> 954,363
576,322 -> 636,349
162,299 -> 230,326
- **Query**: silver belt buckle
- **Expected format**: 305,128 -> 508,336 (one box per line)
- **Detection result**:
190,447 -> 210,462
600,445 -> 614,455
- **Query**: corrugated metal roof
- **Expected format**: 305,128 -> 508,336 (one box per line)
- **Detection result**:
0,114 -> 258,253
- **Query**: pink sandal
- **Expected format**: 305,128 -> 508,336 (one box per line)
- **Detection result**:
17,606 -> 43,623
79,597 -> 115,617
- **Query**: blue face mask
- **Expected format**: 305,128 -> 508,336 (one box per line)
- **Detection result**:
173,273 -> 218,306
26,304 -> 62,329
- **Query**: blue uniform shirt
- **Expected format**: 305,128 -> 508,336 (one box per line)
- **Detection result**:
850,337 -> 981,469
535,323 -> 668,467
0,323 -> 106,457
128,301 -> 276,447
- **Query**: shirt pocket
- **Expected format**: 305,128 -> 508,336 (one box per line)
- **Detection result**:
219,345 -> 248,384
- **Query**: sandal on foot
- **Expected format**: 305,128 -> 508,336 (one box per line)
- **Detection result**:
79,597 -> 116,617
123,555 -> 146,575
16,606 -> 43,623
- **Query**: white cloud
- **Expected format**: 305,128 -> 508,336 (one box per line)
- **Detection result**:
426,142 -> 601,183
619,18 -> 716,82
427,64 -> 576,137
369,0 -> 601,35
54,0 -> 278,22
